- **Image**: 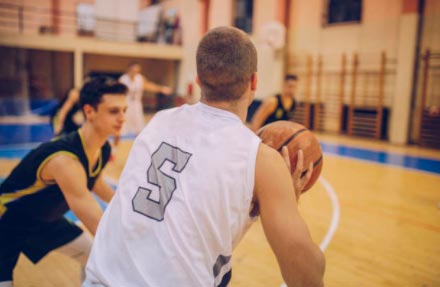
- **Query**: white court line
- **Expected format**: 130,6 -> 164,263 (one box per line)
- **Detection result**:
318,176 -> 340,251
280,176 -> 339,287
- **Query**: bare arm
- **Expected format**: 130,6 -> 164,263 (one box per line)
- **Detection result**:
54,89 -> 79,135
142,76 -> 172,95
93,175 -> 115,203
41,154 -> 104,235
254,144 -> 325,287
250,97 -> 278,132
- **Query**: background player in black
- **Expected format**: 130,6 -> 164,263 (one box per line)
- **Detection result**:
0,77 -> 127,286
250,74 -> 298,131
51,88 -> 83,135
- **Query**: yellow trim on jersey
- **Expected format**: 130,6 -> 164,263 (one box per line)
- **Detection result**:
0,177 -> 46,215
0,203 -> 6,216
78,129 -> 103,177
37,151 -> 79,184
0,151 -> 79,214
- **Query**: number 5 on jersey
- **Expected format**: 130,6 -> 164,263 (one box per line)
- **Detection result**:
132,142 -> 192,221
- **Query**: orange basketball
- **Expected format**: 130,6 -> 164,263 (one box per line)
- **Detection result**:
257,121 -> 323,192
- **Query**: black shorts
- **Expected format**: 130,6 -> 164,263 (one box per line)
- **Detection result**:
0,211 -> 83,281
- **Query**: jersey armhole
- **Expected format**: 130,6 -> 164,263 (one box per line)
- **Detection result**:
37,151 -> 79,185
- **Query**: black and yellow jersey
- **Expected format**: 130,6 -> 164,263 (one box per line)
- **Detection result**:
263,94 -> 296,126
0,130 -> 111,221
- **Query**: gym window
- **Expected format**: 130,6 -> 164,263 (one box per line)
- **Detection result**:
324,0 -> 362,26
234,0 -> 253,33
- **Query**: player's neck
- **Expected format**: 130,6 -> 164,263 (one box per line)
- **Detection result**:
281,93 -> 294,100
79,125 -> 108,159
200,98 -> 248,122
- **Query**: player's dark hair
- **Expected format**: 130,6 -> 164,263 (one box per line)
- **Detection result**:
196,26 -> 257,102
79,77 -> 128,110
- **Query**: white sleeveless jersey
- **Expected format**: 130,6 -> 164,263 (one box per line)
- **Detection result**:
119,74 -> 144,102
119,74 -> 145,134
86,103 -> 261,287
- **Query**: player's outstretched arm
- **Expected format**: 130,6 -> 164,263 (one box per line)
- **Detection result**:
93,175 -> 115,203
250,97 -> 277,132
54,89 -> 79,135
41,154 -> 104,235
142,76 -> 172,95
254,144 -> 325,287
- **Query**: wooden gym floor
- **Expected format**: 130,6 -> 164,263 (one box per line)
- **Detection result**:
1,115 -> 439,287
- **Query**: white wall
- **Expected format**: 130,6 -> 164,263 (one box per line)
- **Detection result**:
289,0 -> 402,56
176,0 -> 201,98
421,0 -> 440,51
252,0 -> 285,100
209,0 -> 233,29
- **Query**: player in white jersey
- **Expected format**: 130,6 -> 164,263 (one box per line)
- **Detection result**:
85,27 -> 325,287
119,63 -> 172,135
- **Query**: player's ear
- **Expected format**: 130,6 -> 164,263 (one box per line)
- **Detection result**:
251,72 -> 257,91
82,104 -> 95,120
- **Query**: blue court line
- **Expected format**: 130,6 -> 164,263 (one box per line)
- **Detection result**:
0,121 -> 439,175
0,135 -> 137,159
0,123 -> 53,145
0,123 -> 136,146
320,142 -> 440,175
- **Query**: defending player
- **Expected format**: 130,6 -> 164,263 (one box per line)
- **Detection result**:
0,77 -> 128,286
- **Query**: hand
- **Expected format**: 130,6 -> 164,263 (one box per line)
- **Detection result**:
161,86 -> 172,95
281,147 -> 313,200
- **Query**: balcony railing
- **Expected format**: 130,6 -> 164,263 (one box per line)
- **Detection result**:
0,1 -> 181,45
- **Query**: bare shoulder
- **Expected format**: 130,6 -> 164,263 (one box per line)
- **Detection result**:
261,96 -> 278,108
40,153 -> 83,180
256,143 -> 285,168
255,143 -> 294,198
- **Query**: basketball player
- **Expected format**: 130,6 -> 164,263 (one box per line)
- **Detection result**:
119,62 -> 172,135
0,77 -> 128,287
250,74 -> 298,131
85,27 -> 325,287
51,88 -> 83,135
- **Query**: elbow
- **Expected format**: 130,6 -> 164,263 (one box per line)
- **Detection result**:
282,244 -> 326,287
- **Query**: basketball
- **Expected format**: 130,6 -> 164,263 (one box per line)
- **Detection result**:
257,121 -> 323,192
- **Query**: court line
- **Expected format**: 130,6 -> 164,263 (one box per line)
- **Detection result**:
320,142 -> 440,176
324,152 -> 440,177
318,176 -> 340,251
281,177 -> 339,287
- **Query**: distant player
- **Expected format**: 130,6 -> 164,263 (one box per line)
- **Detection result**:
250,74 -> 298,131
51,88 -> 83,135
0,77 -> 128,287
85,27 -> 324,287
119,62 -> 172,135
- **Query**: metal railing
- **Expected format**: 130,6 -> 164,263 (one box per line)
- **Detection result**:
0,0 -> 181,45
